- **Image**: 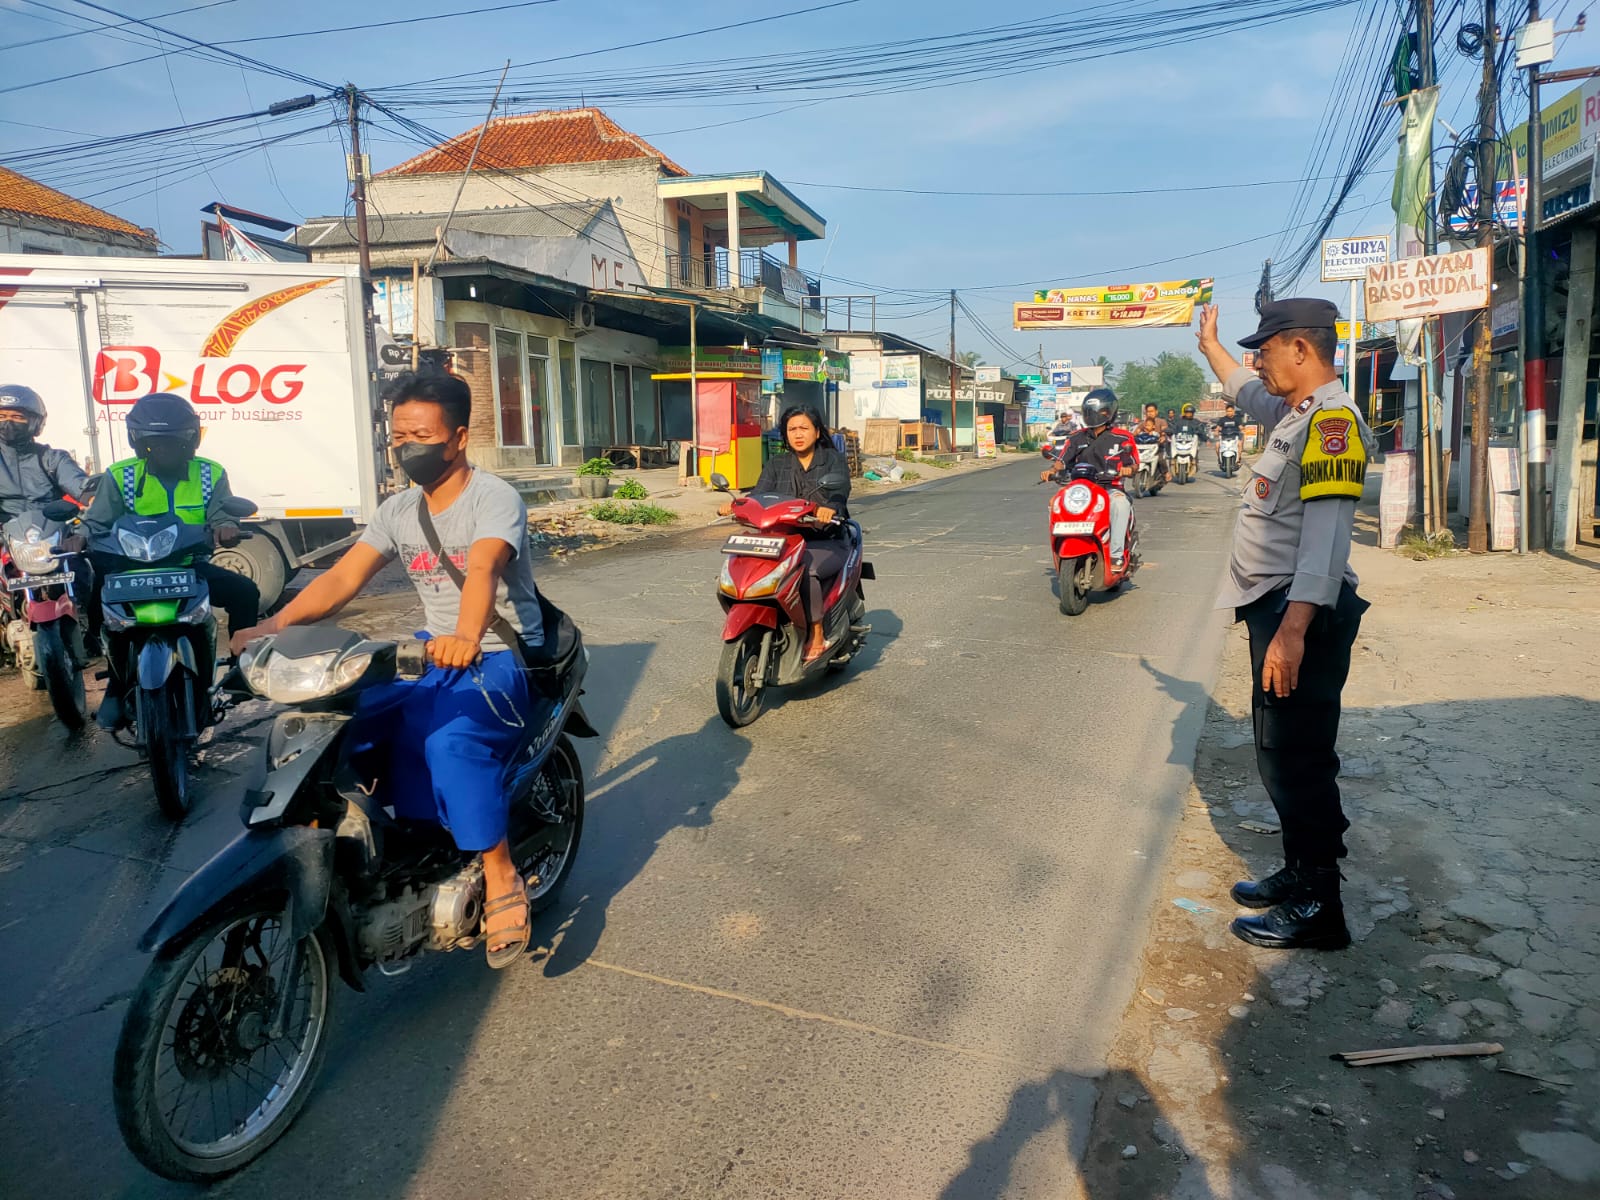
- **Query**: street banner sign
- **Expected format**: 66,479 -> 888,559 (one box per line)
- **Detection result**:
1014,279 -> 1213,329
1321,235 -> 1391,282
976,415 -> 998,458
1336,321 -> 1364,341
1364,247 -> 1492,322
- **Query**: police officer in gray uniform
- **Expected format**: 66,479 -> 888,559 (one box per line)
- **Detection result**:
1196,299 -> 1373,951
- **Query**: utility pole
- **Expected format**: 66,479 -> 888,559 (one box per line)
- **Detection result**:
1467,0 -> 1498,553
1415,0 -> 1438,531
345,85 -> 379,411
1522,0 -> 1549,550
949,288 -> 959,445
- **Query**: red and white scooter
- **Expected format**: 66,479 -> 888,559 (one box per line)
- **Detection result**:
711,477 -> 874,727
1045,464 -> 1140,616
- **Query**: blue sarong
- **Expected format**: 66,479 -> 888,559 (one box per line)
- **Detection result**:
349,651 -> 534,852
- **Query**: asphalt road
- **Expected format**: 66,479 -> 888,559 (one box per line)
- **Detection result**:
0,454 -> 1242,1199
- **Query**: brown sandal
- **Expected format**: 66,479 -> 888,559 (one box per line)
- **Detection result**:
482,875 -> 531,969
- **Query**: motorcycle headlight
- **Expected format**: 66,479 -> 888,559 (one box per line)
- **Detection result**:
740,560 -> 790,599
1061,484 -> 1093,515
116,526 -> 178,562
718,557 -> 737,595
245,648 -> 374,703
9,529 -> 60,575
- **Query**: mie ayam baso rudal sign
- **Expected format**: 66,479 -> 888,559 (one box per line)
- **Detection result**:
1014,278 -> 1213,330
1363,247 -> 1491,322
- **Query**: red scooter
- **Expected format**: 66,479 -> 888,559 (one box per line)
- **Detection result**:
711,478 -> 874,728
1045,464 -> 1140,615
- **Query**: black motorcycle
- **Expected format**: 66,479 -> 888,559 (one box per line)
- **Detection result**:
112,621 -> 596,1181
2,498 -> 90,728
92,498 -> 257,818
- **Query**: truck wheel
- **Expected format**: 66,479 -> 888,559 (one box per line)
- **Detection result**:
212,536 -> 288,612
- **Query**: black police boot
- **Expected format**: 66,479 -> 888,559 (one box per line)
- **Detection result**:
1231,863 -> 1308,909
1230,868 -> 1351,951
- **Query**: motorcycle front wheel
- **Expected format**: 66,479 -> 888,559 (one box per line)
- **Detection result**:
1058,556 -> 1091,616
113,906 -> 334,1182
35,622 -> 86,730
716,631 -> 766,728
140,681 -> 193,820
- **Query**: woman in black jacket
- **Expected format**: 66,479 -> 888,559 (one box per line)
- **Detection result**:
720,404 -> 852,662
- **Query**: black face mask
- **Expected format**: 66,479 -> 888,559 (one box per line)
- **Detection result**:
396,439 -> 458,487
0,421 -> 32,446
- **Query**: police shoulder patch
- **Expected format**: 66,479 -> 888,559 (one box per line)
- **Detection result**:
1299,405 -> 1367,501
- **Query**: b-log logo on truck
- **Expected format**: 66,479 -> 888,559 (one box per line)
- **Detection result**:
92,278 -> 335,407
94,347 -> 306,405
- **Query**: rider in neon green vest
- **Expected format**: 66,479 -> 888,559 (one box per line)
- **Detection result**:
83,393 -> 261,729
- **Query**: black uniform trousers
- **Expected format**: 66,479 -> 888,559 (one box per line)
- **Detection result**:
1238,582 -> 1369,868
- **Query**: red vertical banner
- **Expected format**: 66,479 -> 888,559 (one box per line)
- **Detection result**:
696,379 -> 733,453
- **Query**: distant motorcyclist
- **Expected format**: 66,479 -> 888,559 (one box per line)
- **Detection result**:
1142,403 -> 1172,484
0,384 -> 92,522
1041,388 -> 1136,569
83,393 -> 260,728
1214,402 -> 1243,464
1173,403 -> 1206,440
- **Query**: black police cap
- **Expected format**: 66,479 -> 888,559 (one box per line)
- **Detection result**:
1238,298 -> 1340,349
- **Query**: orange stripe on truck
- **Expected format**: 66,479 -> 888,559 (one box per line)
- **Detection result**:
200,278 -> 337,358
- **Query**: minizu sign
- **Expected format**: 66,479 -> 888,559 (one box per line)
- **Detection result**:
1364,247 -> 1492,322
1321,235 -> 1391,282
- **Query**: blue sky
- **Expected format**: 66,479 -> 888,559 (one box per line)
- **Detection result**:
4,0 -> 1595,369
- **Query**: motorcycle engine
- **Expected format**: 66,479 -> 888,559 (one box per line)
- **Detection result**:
354,860 -> 486,963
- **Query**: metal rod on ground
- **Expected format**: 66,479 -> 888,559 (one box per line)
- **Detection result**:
1523,0 -> 1549,550
1468,0 -> 1498,553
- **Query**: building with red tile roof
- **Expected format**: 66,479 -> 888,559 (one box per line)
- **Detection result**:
380,108 -> 690,179
0,166 -> 158,256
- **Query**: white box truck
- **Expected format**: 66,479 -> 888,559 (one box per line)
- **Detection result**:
0,254 -> 387,607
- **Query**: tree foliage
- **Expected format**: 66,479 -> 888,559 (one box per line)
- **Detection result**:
957,350 -> 986,368
1113,351 -> 1206,414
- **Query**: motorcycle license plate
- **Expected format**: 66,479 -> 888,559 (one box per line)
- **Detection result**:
5,571 -> 73,591
104,569 -> 200,602
1052,521 -> 1096,535
723,535 -> 787,558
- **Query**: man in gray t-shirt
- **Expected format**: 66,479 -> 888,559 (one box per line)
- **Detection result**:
359,466 -> 544,653
230,372 -> 550,971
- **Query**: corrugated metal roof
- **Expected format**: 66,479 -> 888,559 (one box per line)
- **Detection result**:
293,201 -> 609,249
0,165 -> 154,242
378,108 -> 689,178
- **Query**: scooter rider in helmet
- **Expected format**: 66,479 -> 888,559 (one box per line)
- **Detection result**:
1173,402 -> 1206,440
0,384 -> 92,522
82,393 -> 260,729
1041,387 -> 1137,569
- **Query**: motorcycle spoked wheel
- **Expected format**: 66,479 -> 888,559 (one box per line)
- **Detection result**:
716,629 -> 767,728
36,622 -> 86,730
140,681 -> 194,821
112,905 -> 334,1183
509,734 -> 586,913
1058,555 -> 1092,616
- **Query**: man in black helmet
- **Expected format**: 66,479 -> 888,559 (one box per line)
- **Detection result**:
1040,387 -> 1137,568
83,393 -> 259,728
0,384 -> 93,522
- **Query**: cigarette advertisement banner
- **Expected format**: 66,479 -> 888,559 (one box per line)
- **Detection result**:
1014,279 -> 1213,330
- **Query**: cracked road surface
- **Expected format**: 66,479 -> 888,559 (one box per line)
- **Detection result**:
0,457 -> 1240,1198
